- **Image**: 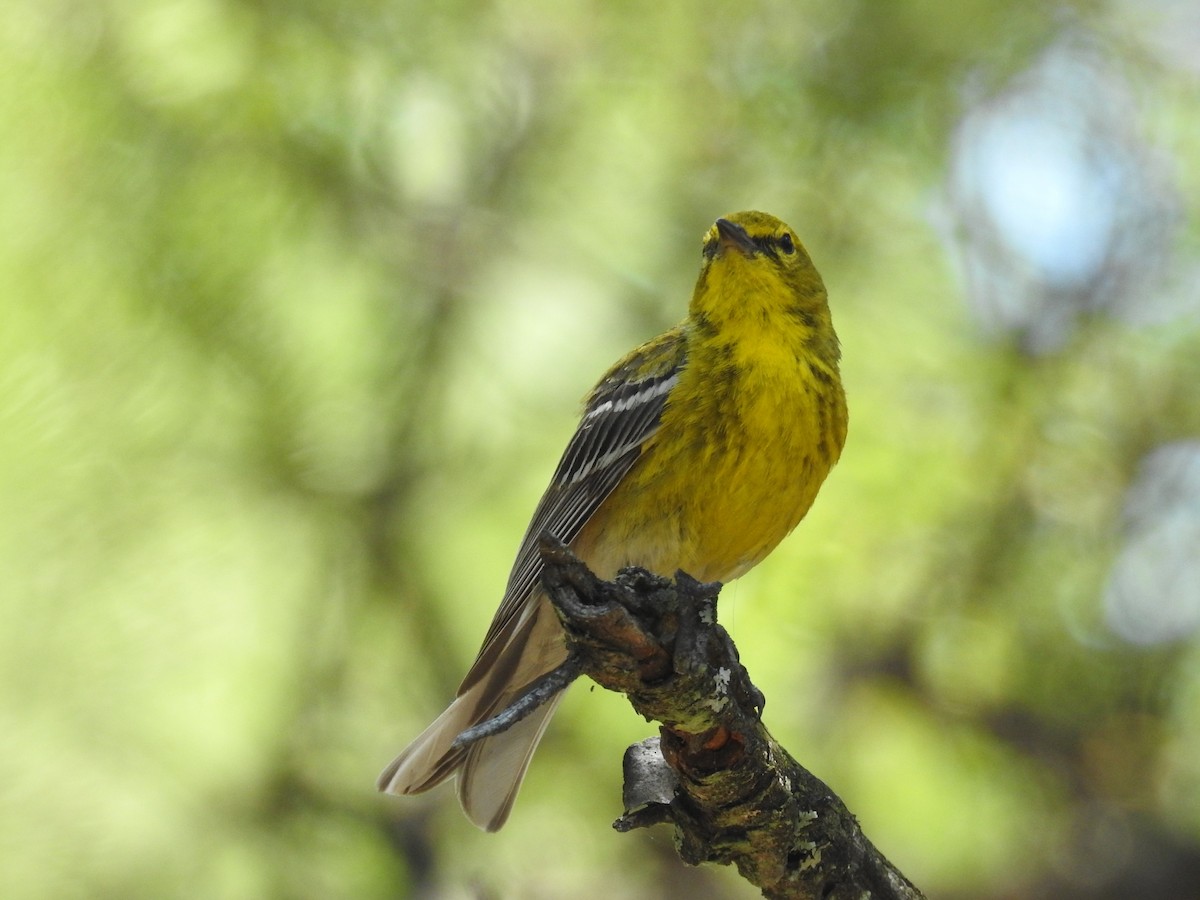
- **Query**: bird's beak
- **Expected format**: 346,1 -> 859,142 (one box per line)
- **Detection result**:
714,218 -> 758,258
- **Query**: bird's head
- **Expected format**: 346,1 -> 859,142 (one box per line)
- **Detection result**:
691,211 -> 833,354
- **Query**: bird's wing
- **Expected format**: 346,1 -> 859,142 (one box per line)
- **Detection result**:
459,325 -> 688,692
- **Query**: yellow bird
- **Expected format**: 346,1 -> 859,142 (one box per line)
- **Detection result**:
378,211 -> 848,831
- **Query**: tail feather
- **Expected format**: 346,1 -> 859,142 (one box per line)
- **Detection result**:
377,595 -> 568,829
458,692 -> 563,831
376,692 -> 476,796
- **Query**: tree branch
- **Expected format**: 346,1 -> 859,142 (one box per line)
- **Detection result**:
536,535 -> 925,900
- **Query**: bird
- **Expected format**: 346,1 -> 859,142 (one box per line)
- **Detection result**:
378,210 -> 848,831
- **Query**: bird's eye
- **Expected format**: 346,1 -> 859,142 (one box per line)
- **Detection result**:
778,233 -> 795,254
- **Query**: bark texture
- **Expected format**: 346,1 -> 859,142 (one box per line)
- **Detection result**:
536,536 -> 925,900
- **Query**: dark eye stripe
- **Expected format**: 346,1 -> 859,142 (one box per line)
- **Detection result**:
705,231 -> 796,258
750,234 -> 796,257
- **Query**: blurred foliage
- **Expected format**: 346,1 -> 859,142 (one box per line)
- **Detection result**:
2,0 -> 1199,897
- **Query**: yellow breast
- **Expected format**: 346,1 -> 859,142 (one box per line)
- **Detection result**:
574,333 -> 847,584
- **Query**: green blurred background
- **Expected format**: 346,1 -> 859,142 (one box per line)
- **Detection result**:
3,0 -> 1199,897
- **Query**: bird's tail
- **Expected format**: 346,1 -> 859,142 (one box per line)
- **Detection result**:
377,597 -> 567,831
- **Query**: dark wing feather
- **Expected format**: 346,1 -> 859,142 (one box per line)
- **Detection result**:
459,327 -> 687,692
